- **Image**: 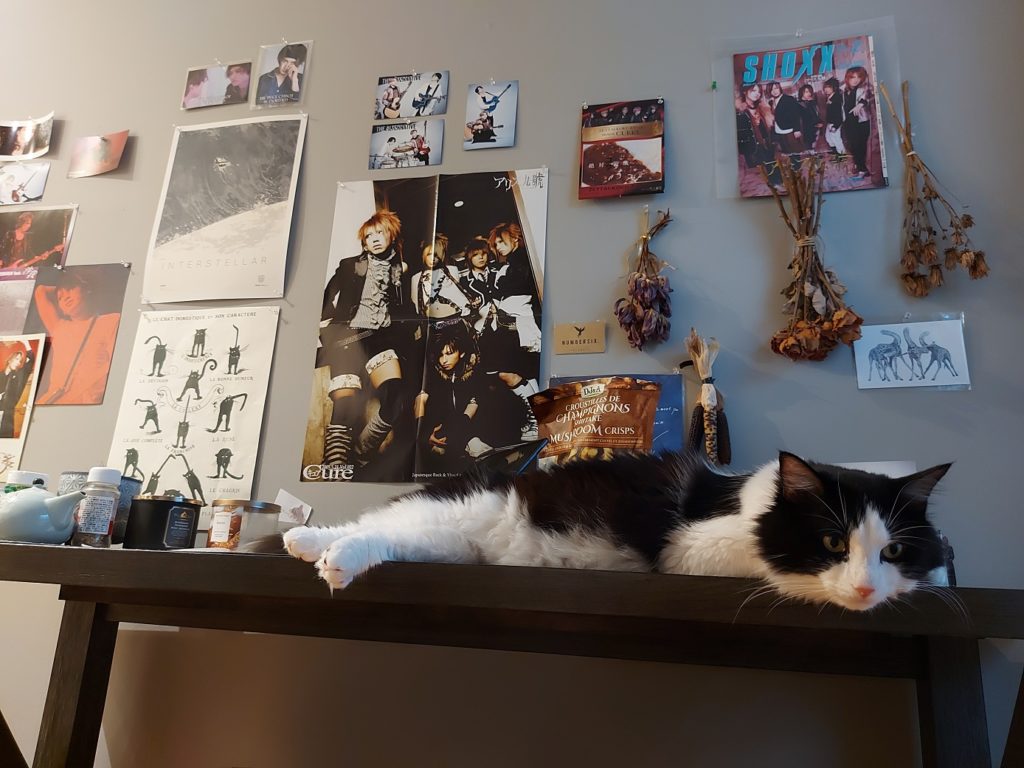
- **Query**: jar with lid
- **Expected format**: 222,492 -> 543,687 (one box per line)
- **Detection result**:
70,467 -> 122,548
4,470 -> 49,494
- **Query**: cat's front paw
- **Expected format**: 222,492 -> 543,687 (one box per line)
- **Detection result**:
316,533 -> 386,590
283,526 -> 335,563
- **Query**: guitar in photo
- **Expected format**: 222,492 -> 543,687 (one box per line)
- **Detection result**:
0,206 -> 77,272
463,80 -> 519,150
374,70 -> 450,120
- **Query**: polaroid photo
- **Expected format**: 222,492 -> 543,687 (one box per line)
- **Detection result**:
853,318 -> 970,389
463,80 -> 518,150
253,41 -> 311,108
374,70 -> 449,120
369,120 -> 444,169
182,62 -> 253,110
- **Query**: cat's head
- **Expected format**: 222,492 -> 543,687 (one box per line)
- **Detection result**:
756,452 -> 950,611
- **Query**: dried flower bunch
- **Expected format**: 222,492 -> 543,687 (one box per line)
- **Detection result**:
880,81 -> 989,297
613,209 -> 673,350
761,155 -> 863,361
684,328 -> 731,465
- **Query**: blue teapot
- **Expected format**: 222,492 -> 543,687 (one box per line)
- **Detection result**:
0,487 -> 85,544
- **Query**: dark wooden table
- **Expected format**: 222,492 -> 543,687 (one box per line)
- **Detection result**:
1,543 -> 1023,768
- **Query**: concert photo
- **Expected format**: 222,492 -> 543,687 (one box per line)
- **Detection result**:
0,205 -> 77,272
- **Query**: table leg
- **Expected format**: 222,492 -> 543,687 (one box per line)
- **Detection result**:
917,636 -> 991,768
1,708 -> 28,768
1001,667 -> 1024,768
32,601 -> 118,768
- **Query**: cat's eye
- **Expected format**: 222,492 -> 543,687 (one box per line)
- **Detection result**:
822,534 -> 847,553
881,542 -> 905,560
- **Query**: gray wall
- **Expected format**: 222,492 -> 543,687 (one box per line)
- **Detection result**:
1,0 -> 1021,765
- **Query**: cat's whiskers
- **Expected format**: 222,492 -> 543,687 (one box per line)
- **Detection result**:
807,492 -> 846,530
915,584 -> 971,625
732,583 -> 779,622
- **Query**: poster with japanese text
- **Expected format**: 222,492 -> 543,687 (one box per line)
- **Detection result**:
106,307 -> 279,506
579,98 -> 664,198
302,168 -> 548,484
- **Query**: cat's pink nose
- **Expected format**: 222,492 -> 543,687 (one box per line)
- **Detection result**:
855,585 -> 875,599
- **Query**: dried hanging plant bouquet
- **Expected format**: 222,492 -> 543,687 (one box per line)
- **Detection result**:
684,328 -> 731,465
613,209 -> 673,350
761,156 -> 863,361
879,81 -> 989,297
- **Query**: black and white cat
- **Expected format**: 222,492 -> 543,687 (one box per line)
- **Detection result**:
283,451 -> 951,611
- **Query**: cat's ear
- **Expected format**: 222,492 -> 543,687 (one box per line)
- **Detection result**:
900,463 -> 952,502
778,451 -> 824,500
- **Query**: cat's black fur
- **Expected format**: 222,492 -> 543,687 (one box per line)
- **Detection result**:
413,450 -> 949,579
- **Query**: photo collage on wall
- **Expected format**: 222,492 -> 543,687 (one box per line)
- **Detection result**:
106,307 -> 280,505
579,98 -> 665,198
302,168 -> 548,484
732,34 -> 888,197
370,70 -> 449,169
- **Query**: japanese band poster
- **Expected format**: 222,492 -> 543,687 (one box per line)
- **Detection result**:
0,334 -> 45,483
733,34 -> 888,197
373,70 -> 449,120
143,114 -> 307,303
106,307 -> 279,506
302,168 -> 548,484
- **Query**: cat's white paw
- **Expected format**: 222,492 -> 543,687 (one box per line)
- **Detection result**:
316,533 -> 386,590
283,526 -> 335,563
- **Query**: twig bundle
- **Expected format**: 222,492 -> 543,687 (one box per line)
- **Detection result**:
613,209 -> 673,350
761,155 -> 863,361
879,81 -> 989,296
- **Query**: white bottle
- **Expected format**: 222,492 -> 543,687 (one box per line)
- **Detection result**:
70,467 -> 122,548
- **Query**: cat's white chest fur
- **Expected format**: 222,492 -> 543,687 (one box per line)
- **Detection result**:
657,462 -> 776,579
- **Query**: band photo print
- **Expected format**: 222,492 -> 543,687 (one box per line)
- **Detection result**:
463,80 -> 518,150
374,70 -> 450,120
143,114 -> 307,303
0,162 -> 49,204
0,112 -> 54,161
302,168 -> 548,484
0,334 -> 45,482
182,62 -> 252,109
253,41 -> 311,108
369,120 -> 444,170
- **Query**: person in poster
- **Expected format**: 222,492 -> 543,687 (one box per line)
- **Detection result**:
255,43 -> 308,107
0,206 -> 75,270
374,71 -> 449,120
732,35 -> 887,197
415,318 -> 531,474
304,171 -> 547,484
0,342 -> 33,438
317,209 -> 420,476
23,264 -> 128,405
579,99 -> 664,198
463,81 -> 519,150
224,63 -> 252,104
413,72 -> 445,117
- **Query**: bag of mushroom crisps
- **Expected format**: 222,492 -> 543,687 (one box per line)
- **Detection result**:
528,377 -> 661,468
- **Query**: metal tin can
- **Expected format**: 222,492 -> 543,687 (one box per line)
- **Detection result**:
122,494 -> 203,550
207,499 -> 282,550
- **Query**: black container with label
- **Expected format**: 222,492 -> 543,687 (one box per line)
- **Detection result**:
122,494 -> 203,550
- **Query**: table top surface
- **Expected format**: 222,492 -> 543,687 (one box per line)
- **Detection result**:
1,542 -> 1022,639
